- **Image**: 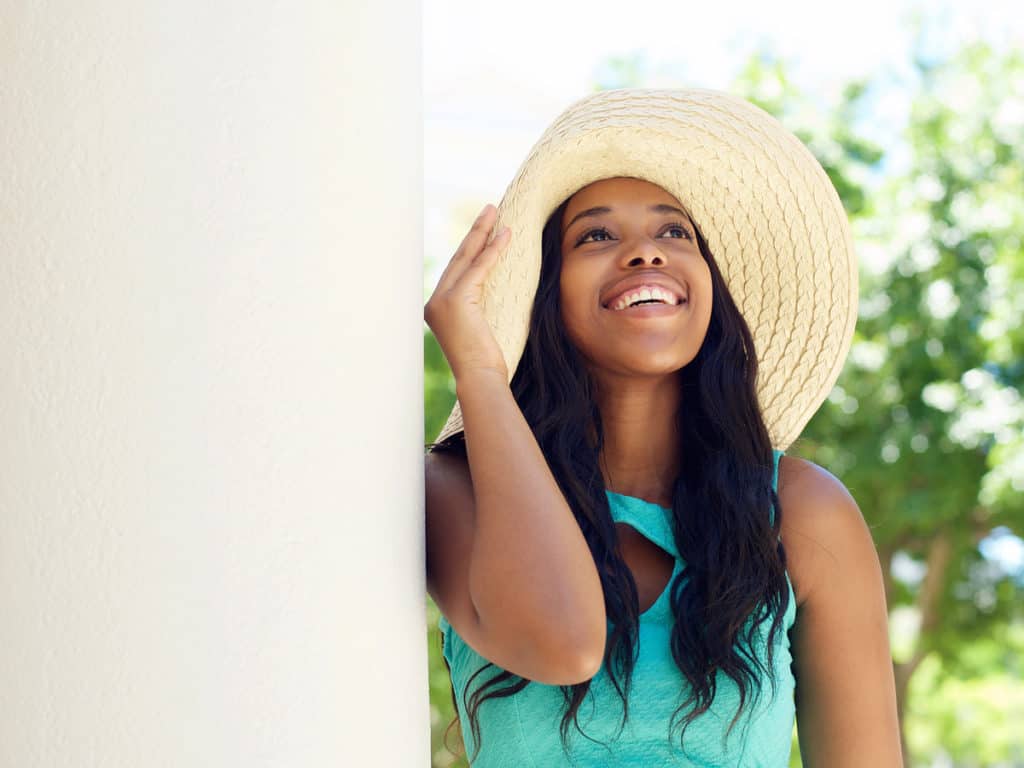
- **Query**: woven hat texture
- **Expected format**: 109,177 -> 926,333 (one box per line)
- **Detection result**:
434,87 -> 858,451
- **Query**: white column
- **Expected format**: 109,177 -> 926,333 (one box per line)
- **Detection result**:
0,1 -> 425,765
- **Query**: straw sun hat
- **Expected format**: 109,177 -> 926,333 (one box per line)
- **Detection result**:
434,87 -> 858,451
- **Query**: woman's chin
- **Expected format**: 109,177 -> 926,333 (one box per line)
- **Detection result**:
589,355 -> 696,378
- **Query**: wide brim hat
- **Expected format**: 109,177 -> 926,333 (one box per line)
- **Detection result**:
434,87 -> 858,451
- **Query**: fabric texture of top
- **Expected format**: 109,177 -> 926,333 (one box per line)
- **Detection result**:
438,448 -> 797,767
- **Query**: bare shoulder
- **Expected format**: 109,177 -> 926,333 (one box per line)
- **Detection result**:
775,454 -> 903,765
776,455 -> 872,609
424,446 -> 471,490
424,450 -> 474,592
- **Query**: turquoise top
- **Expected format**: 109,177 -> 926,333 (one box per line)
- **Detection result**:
439,449 -> 796,767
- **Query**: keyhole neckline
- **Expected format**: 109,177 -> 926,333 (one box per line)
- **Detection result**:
605,491 -> 679,620
604,489 -> 672,511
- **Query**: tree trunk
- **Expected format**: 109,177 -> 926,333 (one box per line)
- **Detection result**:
891,529 -> 954,767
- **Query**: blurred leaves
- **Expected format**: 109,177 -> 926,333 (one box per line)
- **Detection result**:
747,40 -> 1024,766
424,329 -> 456,447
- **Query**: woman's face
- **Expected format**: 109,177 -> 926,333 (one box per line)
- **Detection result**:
558,176 -> 713,379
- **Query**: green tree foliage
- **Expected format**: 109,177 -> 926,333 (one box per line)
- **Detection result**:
425,328 -> 456,446
738,43 -> 1024,765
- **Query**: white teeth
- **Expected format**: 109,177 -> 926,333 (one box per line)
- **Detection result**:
610,285 -> 680,311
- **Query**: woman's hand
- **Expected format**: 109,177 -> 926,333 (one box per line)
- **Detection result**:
424,204 -> 511,382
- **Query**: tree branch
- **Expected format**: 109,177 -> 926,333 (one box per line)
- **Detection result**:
917,527 -> 953,636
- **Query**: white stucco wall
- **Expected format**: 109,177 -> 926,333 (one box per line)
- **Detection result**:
1,2 -> 425,765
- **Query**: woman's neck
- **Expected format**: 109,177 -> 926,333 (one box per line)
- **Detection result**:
592,374 -> 681,500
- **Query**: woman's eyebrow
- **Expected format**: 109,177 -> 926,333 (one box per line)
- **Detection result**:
564,204 -> 690,233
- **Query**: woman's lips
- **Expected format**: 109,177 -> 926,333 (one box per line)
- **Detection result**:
602,300 -> 687,318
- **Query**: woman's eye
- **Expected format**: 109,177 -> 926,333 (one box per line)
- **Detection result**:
578,227 -> 612,244
661,224 -> 693,240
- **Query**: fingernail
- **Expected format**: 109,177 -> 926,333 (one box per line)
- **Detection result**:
477,204 -> 492,220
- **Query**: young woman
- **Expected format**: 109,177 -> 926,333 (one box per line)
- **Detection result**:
424,89 -> 903,767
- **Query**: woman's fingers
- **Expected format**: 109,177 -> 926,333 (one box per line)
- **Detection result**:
459,204 -> 497,258
423,205 -> 512,380
466,225 -> 509,281
434,204 -> 499,293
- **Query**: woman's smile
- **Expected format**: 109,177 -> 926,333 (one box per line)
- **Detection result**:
601,300 -> 688,319
557,176 -> 713,373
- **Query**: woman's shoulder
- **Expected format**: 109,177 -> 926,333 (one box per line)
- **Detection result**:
776,454 -> 867,609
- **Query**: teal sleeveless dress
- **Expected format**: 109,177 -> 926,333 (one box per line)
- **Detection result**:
438,449 -> 796,766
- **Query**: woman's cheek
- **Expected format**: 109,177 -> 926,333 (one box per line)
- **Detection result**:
558,300 -> 593,357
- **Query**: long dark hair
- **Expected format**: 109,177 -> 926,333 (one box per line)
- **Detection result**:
426,191 -> 791,763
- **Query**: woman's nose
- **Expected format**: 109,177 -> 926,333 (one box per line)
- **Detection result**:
620,238 -> 665,266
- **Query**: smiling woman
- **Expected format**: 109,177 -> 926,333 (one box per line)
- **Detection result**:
558,178 -> 713,387
423,88 -> 902,767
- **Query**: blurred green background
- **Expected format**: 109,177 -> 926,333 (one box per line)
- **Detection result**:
423,33 -> 1024,768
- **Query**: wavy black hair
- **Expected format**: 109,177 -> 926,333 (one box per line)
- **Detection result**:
426,188 -> 791,764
